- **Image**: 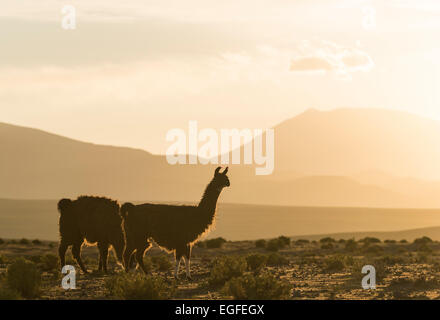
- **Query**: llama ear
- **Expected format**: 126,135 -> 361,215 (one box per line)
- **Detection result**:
223,167 -> 228,175
214,167 -> 222,176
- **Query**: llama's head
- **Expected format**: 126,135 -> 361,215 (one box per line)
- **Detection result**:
212,166 -> 230,190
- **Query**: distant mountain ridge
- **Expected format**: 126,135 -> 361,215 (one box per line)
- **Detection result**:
1,108 -> 440,207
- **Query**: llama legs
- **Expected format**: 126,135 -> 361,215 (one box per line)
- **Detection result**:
123,244 -> 135,272
184,245 -> 192,280
134,244 -> 150,275
174,248 -> 184,279
174,258 -> 182,279
72,241 -> 88,274
58,241 -> 68,270
98,242 -> 109,273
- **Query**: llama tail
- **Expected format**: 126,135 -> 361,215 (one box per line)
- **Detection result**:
57,198 -> 72,214
120,202 -> 134,219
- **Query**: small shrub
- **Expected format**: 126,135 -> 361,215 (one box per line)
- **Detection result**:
7,258 -> 41,298
324,256 -> 346,272
195,241 -> 206,248
205,237 -> 227,249
388,277 -> 439,291
345,239 -> 358,252
208,256 -> 247,287
41,254 -> 59,272
0,254 -> 7,265
224,273 -> 290,300
0,238 -> 4,245
9,240 -> 17,244
32,239 -> 42,245
266,239 -> 282,252
19,238 -> 30,245
246,254 -> 267,272
277,236 -> 290,247
416,244 -> 432,253
376,255 -> 404,266
384,239 -> 396,244
320,237 -> 336,243
294,239 -> 309,246
266,253 -> 289,267
414,237 -> 433,245
0,284 -> 21,300
151,255 -> 172,272
255,239 -> 266,248
359,237 -> 381,245
399,239 -> 408,244
363,244 -> 383,255
27,255 -> 42,264
338,239 -> 346,243
321,243 -> 334,250
416,252 -> 430,263
106,273 -> 175,300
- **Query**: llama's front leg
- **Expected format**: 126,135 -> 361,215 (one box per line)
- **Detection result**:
184,245 -> 192,280
72,241 -> 88,274
174,249 -> 184,279
174,258 -> 181,279
98,242 -> 109,273
58,241 -> 68,271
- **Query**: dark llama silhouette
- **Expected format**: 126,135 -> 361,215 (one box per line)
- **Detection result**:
57,196 -> 125,273
120,166 -> 230,279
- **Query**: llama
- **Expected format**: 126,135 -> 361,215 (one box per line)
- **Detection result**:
57,196 -> 125,273
120,166 -> 230,279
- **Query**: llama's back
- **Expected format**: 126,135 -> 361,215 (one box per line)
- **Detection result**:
59,196 -> 121,244
121,202 -> 208,250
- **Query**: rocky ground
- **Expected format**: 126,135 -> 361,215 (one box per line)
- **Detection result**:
1,237 -> 440,300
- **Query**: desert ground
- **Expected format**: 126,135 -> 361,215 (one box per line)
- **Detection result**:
1,235 -> 439,300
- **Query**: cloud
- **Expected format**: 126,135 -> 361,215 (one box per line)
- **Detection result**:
290,40 -> 374,78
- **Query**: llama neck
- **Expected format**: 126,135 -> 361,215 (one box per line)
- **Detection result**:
198,180 -> 222,214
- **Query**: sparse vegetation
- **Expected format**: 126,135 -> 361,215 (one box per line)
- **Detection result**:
323,255 -> 352,272
224,273 -> 291,300
19,238 -> 30,245
208,256 -> 247,288
414,236 -> 433,245
41,254 -> 59,272
266,253 -> 289,267
205,237 -> 227,249
6,258 -> 41,298
294,239 -> 309,246
344,239 -> 358,252
246,254 -> 267,272
0,283 -> 21,300
255,239 -> 266,248
359,237 -> 381,245
0,235 -> 439,300
151,255 -> 172,272
106,273 -> 176,300
277,236 -> 290,247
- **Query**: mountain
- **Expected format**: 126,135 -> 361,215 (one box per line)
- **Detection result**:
273,108 -> 440,180
1,108 -> 440,207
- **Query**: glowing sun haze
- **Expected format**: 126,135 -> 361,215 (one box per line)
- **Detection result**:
1,0 -> 439,154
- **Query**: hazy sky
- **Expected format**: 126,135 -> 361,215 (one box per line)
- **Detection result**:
1,0 -> 439,154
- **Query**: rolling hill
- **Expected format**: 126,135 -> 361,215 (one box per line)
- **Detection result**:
1,108 -> 440,207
